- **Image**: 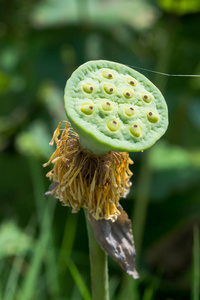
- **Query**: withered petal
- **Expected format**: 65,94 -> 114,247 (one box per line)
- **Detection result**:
44,182 -> 58,198
88,205 -> 139,279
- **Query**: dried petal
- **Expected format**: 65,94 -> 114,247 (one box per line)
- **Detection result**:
88,206 -> 139,279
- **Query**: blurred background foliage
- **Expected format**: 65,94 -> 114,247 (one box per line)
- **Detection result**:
0,0 -> 200,299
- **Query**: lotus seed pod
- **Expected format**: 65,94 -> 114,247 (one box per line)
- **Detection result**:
64,60 -> 168,154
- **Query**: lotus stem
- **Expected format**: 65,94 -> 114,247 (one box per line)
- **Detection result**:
85,212 -> 109,300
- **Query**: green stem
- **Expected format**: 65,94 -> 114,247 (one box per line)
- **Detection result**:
85,212 -> 109,300
192,226 -> 200,300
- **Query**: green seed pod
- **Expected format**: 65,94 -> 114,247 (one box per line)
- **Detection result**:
64,60 -> 168,154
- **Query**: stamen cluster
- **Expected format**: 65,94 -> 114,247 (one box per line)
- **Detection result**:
44,122 -> 133,221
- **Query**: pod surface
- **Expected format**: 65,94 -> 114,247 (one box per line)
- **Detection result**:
64,60 -> 168,154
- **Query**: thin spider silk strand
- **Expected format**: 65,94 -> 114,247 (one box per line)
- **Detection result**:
127,65 -> 200,78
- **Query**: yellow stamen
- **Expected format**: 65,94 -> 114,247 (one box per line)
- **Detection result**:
43,121 -> 133,221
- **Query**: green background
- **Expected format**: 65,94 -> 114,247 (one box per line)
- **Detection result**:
0,0 -> 200,299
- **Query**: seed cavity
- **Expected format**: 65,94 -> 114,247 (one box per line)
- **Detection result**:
102,70 -> 115,79
82,83 -> 94,94
104,84 -> 115,94
147,111 -> 159,123
142,92 -> 152,103
123,89 -> 134,99
130,124 -> 142,137
101,101 -> 113,111
80,103 -> 94,115
125,106 -> 135,117
127,77 -> 137,86
107,120 -> 119,132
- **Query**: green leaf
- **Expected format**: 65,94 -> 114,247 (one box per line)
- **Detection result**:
15,120 -> 53,159
0,222 -> 33,259
68,260 -> 92,300
158,0 -> 200,15
30,0 -> 158,30
149,141 -> 191,170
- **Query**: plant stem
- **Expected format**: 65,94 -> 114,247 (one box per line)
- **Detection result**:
192,226 -> 200,300
85,212 -> 109,300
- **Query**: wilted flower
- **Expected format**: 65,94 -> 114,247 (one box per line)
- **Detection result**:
43,60 -> 168,281
43,121 -> 133,222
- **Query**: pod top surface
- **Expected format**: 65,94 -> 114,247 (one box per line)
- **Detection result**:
64,60 -> 168,154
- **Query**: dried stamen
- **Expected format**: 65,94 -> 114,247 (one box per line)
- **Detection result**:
43,122 -> 133,221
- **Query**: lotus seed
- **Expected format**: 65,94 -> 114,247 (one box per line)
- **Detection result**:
102,70 -> 115,79
101,101 -> 113,111
142,92 -> 152,103
82,83 -> 94,94
123,89 -> 134,99
130,124 -> 142,137
127,77 -> 137,86
107,120 -> 119,132
125,106 -> 135,117
104,84 -> 115,94
80,104 -> 94,115
147,111 -> 159,123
